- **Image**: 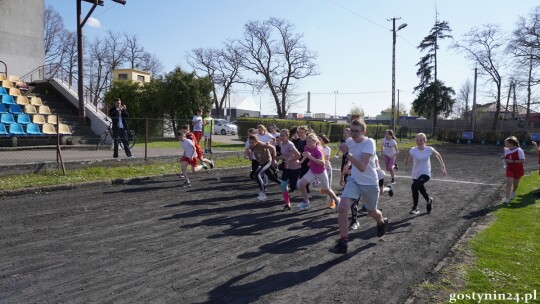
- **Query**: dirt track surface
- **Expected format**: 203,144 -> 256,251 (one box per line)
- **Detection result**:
0,144 -> 536,304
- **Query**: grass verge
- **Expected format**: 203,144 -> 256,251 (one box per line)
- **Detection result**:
460,173 -> 539,301
409,173 -> 540,303
0,155 -> 250,191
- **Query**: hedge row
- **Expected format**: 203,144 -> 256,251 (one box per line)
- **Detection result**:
235,118 -> 396,143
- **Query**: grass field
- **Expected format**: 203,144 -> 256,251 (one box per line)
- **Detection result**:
458,173 -> 540,302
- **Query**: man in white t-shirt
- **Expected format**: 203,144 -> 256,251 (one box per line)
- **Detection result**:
332,119 -> 388,254
192,109 -> 203,145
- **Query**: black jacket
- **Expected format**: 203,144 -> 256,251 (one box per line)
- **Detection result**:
109,107 -> 129,130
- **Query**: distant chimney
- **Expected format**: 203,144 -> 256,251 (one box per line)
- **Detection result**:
307,91 -> 311,113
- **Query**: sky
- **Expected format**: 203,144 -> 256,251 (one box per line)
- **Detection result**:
46,0 -> 540,117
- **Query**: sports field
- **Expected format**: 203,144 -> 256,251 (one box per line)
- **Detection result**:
0,144 -> 536,303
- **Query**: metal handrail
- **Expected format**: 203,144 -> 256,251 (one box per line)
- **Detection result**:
21,63 -> 106,116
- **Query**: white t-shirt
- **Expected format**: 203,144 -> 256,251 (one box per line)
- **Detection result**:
409,146 -> 435,179
192,115 -> 203,132
181,139 -> 197,159
323,145 -> 332,169
347,137 -> 378,186
257,133 -> 275,143
382,138 -> 397,156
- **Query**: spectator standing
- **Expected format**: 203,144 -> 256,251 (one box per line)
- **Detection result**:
192,109 -> 203,145
203,110 -> 214,153
108,98 -> 132,158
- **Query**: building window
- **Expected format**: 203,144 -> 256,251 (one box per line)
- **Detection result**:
118,74 -> 128,80
137,75 -> 145,82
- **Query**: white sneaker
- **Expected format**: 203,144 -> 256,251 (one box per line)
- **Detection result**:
409,208 -> 419,215
257,192 -> 267,201
510,192 -> 516,199
502,197 -> 509,204
297,201 -> 310,210
349,220 -> 360,230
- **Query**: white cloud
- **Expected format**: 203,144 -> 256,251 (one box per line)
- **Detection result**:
87,17 -> 101,28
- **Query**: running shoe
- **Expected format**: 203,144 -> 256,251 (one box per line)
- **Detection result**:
297,201 -> 310,210
391,178 -> 395,184
427,197 -> 433,214
329,200 -> 336,209
330,239 -> 348,254
209,159 -> 214,169
282,204 -> 292,211
349,220 -> 360,230
182,180 -> 191,187
502,197 -> 510,204
257,192 -> 267,201
409,208 -> 419,215
510,192 -> 516,199
394,163 -> 399,170
377,217 -> 388,237
387,185 -> 394,197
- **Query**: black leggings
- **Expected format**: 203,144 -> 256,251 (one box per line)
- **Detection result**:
255,162 -> 281,192
411,174 -> 431,206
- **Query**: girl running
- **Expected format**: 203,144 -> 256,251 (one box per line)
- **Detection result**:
501,136 -> 525,204
404,133 -> 447,215
277,129 -> 301,210
318,133 -> 336,209
381,129 -> 399,184
297,133 -> 340,210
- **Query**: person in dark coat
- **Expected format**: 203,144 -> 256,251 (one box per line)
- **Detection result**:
109,98 -> 132,158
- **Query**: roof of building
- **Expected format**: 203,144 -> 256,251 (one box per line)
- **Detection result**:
217,96 -> 260,111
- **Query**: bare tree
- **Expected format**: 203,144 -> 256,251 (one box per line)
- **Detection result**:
237,18 -> 318,118
453,79 -> 472,119
188,41 -> 244,118
86,37 -> 110,106
139,52 -> 163,78
453,24 -> 507,130
124,33 -> 146,69
508,6 -> 540,123
44,5 -> 65,65
59,30 -> 78,86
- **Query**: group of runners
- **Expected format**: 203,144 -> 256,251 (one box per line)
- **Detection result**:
179,114 -> 533,254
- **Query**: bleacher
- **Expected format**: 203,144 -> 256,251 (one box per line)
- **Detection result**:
1,74 -> 72,142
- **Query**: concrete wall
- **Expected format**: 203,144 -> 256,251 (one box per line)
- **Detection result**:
0,0 -> 45,78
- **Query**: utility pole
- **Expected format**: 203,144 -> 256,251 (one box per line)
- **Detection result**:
388,17 -> 407,130
471,67 -> 477,131
77,0 -> 126,121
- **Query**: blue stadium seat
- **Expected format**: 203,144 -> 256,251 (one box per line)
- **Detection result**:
8,123 -> 25,135
26,123 -> 43,135
9,104 -> 23,114
1,95 -> 16,105
1,113 -> 15,124
0,123 -> 7,136
17,113 -> 31,124
0,103 -> 7,114
0,87 -> 7,95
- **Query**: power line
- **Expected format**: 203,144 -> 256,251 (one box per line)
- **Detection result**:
310,91 -> 389,95
329,0 -> 388,31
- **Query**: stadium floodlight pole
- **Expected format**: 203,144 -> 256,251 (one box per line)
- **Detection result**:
77,0 -> 126,121
334,91 -> 338,118
389,17 -> 407,130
